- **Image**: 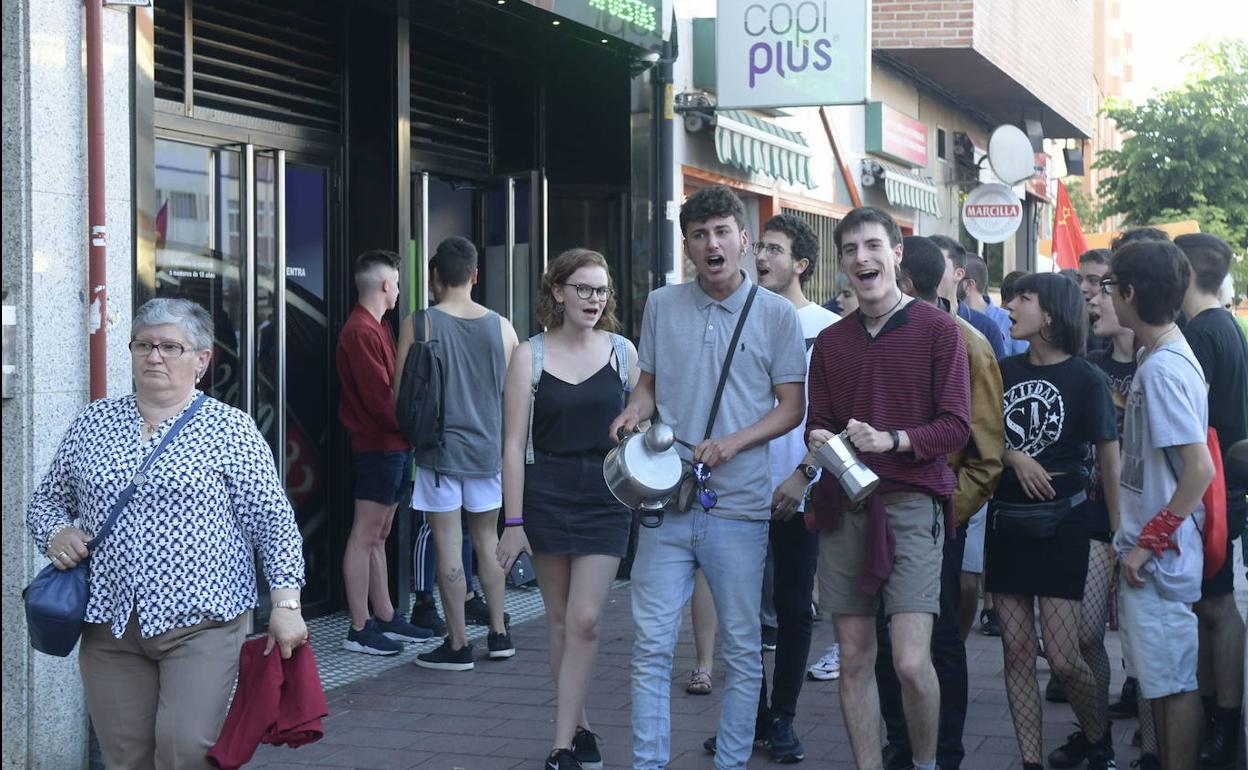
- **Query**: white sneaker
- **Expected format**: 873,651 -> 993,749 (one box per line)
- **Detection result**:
807,644 -> 841,681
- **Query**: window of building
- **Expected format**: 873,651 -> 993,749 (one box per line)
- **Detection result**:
936,128 -> 948,162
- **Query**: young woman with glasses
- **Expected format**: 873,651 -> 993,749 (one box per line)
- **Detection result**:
496,248 -> 639,770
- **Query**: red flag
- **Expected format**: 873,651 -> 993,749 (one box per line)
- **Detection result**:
1051,180 -> 1088,271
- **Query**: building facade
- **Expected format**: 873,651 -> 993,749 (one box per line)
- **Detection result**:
3,0 -> 669,766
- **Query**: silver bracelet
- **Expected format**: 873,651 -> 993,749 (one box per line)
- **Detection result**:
45,522 -> 73,550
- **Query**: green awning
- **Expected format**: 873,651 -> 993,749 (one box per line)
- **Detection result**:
714,110 -> 814,189
877,159 -> 941,217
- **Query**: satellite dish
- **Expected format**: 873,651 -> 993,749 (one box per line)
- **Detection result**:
988,125 -> 1037,185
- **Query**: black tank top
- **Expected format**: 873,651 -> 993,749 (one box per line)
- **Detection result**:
532,359 -> 625,456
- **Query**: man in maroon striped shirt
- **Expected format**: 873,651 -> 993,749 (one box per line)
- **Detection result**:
806,208 -> 970,770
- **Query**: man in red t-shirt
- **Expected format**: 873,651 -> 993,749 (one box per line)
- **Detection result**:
335,249 -> 431,655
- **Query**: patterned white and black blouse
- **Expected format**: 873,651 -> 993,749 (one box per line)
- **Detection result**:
26,391 -> 305,639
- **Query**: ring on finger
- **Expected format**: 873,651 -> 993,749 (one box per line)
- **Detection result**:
59,551 -> 70,561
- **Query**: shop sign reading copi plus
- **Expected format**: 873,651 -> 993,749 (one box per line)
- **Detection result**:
962,183 -> 1023,244
716,0 -> 869,110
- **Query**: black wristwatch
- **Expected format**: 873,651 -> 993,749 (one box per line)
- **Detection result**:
798,463 -> 818,481
889,430 -> 901,453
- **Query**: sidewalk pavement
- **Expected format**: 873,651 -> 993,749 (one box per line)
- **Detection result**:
248,582 -> 1152,770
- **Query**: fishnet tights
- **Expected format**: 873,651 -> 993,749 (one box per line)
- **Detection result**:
997,593 -> 1106,764
1077,541 -> 1114,730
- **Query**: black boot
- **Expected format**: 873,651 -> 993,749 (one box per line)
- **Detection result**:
1045,676 -> 1069,703
1108,676 -> 1139,717
1198,706 -> 1241,768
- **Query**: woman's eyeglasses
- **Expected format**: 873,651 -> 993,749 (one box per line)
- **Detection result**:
129,340 -> 190,358
1099,278 -> 1119,296
559,283 -> 613,300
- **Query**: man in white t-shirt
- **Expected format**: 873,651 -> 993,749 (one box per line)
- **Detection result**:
1109,238 -> 1214,770
725,214 -> 841,762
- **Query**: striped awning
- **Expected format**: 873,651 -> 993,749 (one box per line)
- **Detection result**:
714,110 -> 814,189
875,159 -> 941,217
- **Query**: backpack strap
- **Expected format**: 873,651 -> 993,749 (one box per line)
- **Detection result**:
609,333 -> 631,393
525,333 -> 545,465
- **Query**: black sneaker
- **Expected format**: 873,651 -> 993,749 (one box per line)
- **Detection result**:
415,638 -> 474,671
465,594 -> 511,627
703,732 -> 767,754
882,743 -> 912,770
1045,676 -> 1069,703
1108,676 -> 1138,717
487,630 -> 516,659
1085,731 -> 1116,770
761,625 -> 778,652
767,718 -> 805,763
411,598 -> 448,636
979,608 -> 1001,636
571,728 -> 602,770
545,748 -> 581,770
343,619 -> 402,656
1046,728 -> 1089,769
376,612 -> 434,642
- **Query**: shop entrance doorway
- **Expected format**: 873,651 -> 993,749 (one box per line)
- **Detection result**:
149,137 -> 340,619
412,170 -> 546,338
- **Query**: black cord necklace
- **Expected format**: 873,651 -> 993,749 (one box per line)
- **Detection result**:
861,292 -> 904,322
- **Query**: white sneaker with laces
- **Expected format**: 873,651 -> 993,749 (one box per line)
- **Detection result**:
807,643 -> 841,681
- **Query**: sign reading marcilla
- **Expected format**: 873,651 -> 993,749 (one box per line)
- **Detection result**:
962,183 -> 1023,244
716,0 -> 870,109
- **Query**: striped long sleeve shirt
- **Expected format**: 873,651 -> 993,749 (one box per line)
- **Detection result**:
806,299 -> 971,517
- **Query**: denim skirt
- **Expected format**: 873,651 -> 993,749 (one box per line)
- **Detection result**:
523,450 -> 631,558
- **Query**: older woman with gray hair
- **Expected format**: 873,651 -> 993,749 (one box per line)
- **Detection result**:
26,297 -> 306,770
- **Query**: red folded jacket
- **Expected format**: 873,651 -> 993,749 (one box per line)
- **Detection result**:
207,638 -> 329,770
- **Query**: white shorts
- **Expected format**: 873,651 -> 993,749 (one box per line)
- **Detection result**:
961,505 -> 987,574
1117,571 -> 1199,700
410,467 -> 502,513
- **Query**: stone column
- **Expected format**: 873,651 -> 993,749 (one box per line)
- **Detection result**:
2,1 -> 134,768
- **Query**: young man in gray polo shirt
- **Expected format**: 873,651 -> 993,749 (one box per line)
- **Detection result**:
610,185 -> 807,770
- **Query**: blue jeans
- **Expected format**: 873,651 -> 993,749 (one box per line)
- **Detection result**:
630,509 -> 769,770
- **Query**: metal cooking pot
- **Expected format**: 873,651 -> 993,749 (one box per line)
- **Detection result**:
814,432 -> 881,504
603,423 -> 684,510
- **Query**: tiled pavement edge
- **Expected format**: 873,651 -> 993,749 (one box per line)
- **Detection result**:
244,577 -> 1203,770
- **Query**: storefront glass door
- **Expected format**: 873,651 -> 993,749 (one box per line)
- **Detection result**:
152,138 -> 337,616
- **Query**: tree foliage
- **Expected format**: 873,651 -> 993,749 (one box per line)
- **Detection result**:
1094,40 -> 1248,252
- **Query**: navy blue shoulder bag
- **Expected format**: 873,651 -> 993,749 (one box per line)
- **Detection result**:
23,393 -> 207,657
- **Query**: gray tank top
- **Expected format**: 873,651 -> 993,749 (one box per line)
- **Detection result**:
414,307 -> 507,477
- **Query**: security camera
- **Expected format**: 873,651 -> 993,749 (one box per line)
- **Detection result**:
684,113 -> 705,133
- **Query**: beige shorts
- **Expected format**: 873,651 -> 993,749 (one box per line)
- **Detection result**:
817,492 -> 943,617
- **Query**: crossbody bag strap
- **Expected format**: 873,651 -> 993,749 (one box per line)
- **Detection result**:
88,393 -> 208,551
703,285 -> 759,441
525,333 -> 545,465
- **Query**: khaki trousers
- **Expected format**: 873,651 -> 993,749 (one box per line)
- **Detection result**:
79,612 -> 246,770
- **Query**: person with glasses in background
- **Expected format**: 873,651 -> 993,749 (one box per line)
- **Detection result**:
609,185 -> 806,770
496,248 -> 638,770
805,209 -> 971,770
28,298 -> 307,769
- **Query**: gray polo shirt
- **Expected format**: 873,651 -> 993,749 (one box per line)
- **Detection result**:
638,272 -> 806,520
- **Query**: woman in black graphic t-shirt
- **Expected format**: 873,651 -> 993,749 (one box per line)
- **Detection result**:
986,273 -> 1120,770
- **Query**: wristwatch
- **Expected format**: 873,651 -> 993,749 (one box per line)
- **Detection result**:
798,463 -> 818,481
273,599 -> 302,611
889,430 -> 901,453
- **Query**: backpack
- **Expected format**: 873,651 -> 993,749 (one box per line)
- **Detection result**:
396,310 -> 445,453
1200,427 -> 1228,578
525,332 -> 631,464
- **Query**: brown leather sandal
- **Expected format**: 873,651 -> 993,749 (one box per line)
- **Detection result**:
685,668 -> 712,695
